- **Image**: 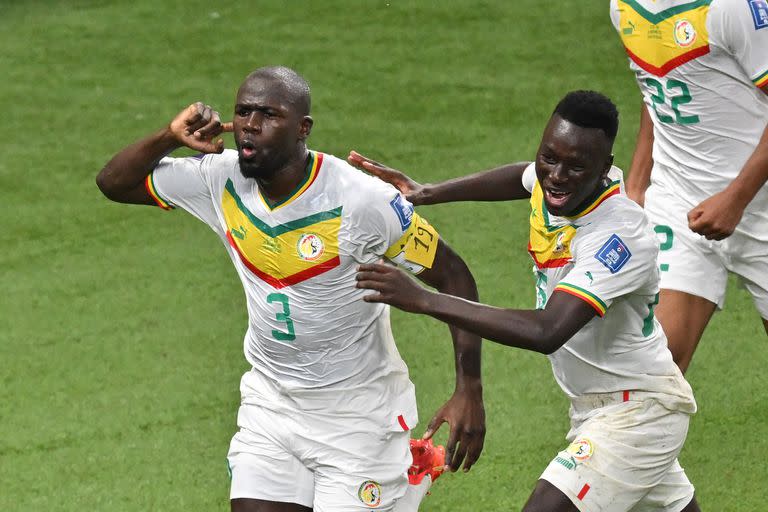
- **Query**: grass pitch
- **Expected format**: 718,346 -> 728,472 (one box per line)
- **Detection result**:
2,1 -> 765,510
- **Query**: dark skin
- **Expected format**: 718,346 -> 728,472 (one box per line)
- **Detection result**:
351,115 -> 701,511
97,68 -> 485,512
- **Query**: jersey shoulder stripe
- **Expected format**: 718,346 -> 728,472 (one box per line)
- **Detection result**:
145,172 -> 174,210
754,68 -> 768,88
554,283 -> 608,316
616,0 -> 712,76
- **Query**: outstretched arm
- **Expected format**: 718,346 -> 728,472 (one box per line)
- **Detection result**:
625,103 -> 654,207
96,102 -> 231,205
409,239 -> 485,473
357,263 -> 596,355
688,85 -> 768,240
348,150 -> 532,206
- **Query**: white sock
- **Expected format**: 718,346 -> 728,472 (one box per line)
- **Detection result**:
392,475 -> 433,512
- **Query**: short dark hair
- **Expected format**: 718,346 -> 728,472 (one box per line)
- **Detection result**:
553,91 -> 619,142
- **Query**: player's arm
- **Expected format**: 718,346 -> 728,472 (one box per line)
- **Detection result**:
357,263 -> 596,355
625,103 -> 654,207
412,238 -> 485,473
96,102 -> 229,205
688,85 -> 768,240
348,150 -> 532,206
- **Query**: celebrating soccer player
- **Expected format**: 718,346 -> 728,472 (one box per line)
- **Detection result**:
352,91 -> 701,511
611,0 -> 768,372
96,66 -> 485,512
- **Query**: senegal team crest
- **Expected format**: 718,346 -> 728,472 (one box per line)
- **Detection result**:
358,480 -> 382,507
673,19 -> 696,47
296,233 -> 325,261
566,438 -> 594,462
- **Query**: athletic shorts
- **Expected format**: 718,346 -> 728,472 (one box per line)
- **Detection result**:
540,391 -> 695,512
227,370 -> 415,511
645,184 -> 768,318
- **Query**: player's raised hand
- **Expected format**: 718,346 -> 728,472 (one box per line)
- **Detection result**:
348,151 -> 427,205
423,389 -> 485,473
168,102 -> 233,154
687,189 -> 744,240
355,262 -> 431,313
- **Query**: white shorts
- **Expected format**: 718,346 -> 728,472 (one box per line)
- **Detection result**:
227,370 -> 415,511
645,184 -> 768,318
540,391 -> 695,512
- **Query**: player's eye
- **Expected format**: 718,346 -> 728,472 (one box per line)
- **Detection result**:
541,155 -> 557,165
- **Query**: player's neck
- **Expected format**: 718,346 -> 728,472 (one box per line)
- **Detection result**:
256,150 -> 311,205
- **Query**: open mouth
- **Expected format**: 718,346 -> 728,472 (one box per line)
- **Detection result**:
544,188 -> 572,209
239,140 -> 257,159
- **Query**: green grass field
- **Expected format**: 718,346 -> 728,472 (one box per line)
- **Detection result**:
2,1 -> 765,510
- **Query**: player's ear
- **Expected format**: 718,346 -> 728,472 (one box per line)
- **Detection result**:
299,115 -> 313,140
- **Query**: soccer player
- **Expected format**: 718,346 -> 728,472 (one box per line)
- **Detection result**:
610,0 -> 768,372
352,91 -> 701,511
95,66 -> 485,512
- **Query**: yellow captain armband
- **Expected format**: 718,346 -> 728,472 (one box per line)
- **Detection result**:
384,213 -> 439,274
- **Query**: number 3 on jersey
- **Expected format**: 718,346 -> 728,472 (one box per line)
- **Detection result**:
266,293 -> 296,342
644,77 -> 699,125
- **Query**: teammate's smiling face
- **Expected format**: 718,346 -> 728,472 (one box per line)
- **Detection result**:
233,75 -> 312,180
535,114 -> 613,217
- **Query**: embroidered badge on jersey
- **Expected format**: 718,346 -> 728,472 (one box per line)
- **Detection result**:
616,0 -> 712,76
358,480 -> 382,508
750,0 -> 768,29
595,234 -> 632,274
567,438 -> 595,462
389,194 -> 414,231
221,178 -> 342,289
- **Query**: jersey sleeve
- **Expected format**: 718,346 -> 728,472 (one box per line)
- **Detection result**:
147,154 -> 221,228
553,219 -> 657,317
346,177 -> 439,274
521,162 -> 537,194
713,0 -> 768,89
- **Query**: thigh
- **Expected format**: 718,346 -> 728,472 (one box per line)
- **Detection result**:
539,400 -> 693,512
228,404 -> 315,508
654,289 -> 716,373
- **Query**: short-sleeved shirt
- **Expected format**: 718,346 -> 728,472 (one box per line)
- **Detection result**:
610,0 -> 768,211
522,164 -> 695,411
146,149 -> 437,426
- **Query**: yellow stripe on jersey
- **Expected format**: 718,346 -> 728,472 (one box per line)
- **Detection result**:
616,0 -> 711,77
528,180 -> 620,269
528,182 -> 577,269
554,283 -> 608,317
222,178 -> 341,288
384,213 -> 439,271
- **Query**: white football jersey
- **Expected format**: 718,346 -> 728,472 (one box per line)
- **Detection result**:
146,150 -> 441,427
610,0 -> 768,210
522,164 -> 695,411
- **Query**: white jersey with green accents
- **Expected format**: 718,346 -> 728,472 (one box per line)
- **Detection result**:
610,0 -> 768,210
147,149 -> 434,425
522,164 -> 695,410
